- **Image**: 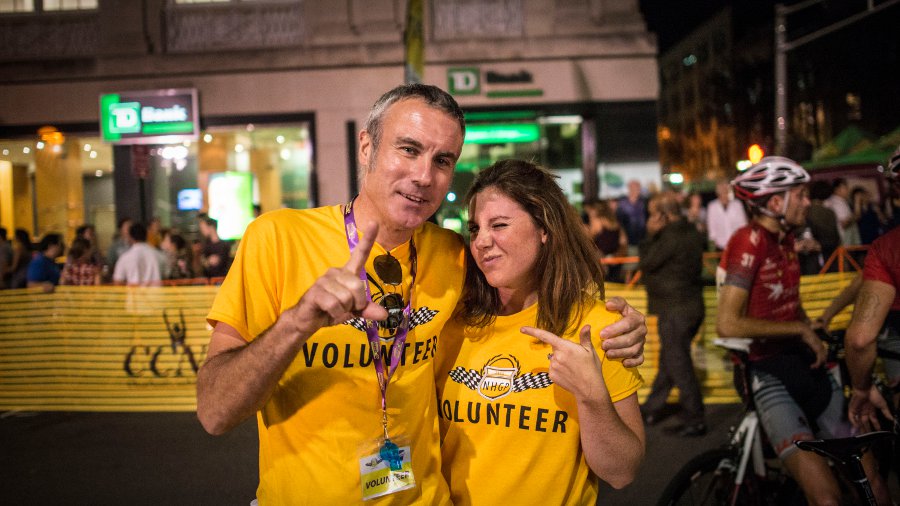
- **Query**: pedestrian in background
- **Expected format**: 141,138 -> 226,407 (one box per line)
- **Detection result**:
825,178 -> 860,246
683,190 -> 707,236
112,222 -> 162,286
0,227 -> 12,289
851,186 -> 886,245
638,192 -> 707,436
616,179 -> 647,282
146,217 -> 163,248
160,230 -> 194,280
883,171 -> 900,230
706,179 -> 747,251
801,180 -> 840,274
584,199 -> 627,282
198,216 -> 232,278
27,233 -> 64,292
8,229 -> 33,289
60,237 -> 102,286
74,224 -> 105,268
106,217 -> 133,275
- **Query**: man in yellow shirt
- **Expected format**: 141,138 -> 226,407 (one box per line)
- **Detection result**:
196,84 -> 648,505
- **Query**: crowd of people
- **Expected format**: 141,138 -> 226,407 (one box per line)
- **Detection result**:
0,214 -> 234,291
581,171 -> 898,283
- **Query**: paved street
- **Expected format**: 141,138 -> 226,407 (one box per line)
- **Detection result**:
1,403 -> 744,505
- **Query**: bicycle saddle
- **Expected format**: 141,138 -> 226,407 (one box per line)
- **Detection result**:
712,337 -> 753,353
794,431 -> 895,465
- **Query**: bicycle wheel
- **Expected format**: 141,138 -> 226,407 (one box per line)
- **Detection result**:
656,448 -> 742,506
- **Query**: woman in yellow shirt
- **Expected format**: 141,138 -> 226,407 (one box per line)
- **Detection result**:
436,160 -> 645,505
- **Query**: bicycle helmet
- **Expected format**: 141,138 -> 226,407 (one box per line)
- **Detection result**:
731,156 -> 810,229
731,156 -> 810,201
881,144 -> 900,181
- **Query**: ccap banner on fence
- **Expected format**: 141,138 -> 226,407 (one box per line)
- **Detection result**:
0,285 -> 216,412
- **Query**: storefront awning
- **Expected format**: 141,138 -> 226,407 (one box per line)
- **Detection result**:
804,125 -> 900,169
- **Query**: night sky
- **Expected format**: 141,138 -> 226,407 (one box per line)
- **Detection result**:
638,0 -> 899,137
638,0 -> 736,52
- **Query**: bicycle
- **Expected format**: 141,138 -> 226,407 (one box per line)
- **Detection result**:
656,337 -> 896,506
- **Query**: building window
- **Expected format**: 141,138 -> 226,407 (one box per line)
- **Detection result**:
43,0 -> 97,10
160,123 -> 314,238
0,0 -> 97,12
0,133 -> 114,247
0,0 -> 34,12
173,0 -> 290,3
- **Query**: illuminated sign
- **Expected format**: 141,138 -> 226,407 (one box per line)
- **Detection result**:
447,67 -> 543,98
464,123 -> 540,144
100,89 -> 199,144
177,189 -> 203,211
208,172 -> 254,240
448,67 -> 480,95
485,70 -> 533,84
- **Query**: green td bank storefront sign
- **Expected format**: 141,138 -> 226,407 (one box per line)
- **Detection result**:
100,89 -> 199,144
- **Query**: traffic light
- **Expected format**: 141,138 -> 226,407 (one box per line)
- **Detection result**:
747,144 -> 764,164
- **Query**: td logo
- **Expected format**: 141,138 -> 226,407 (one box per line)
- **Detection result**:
447,68 -> 480,96
108,102 -> 142,134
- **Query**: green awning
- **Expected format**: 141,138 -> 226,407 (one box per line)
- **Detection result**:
804,125 -> 898,169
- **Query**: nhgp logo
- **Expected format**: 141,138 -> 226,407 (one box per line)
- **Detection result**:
479,355 -> 517,399
449,354 -> 552,401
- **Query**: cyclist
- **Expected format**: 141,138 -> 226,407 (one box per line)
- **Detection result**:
845,145 -> 900,433
717,156 -> 889,504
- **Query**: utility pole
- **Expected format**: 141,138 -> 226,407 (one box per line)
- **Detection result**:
774,4 -> 789,156
774,0 -> 899,155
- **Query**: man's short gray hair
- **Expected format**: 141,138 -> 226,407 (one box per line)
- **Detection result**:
363,84 -> 466,155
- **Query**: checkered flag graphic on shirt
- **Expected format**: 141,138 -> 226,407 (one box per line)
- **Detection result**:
345,317 -> 369,332
513,372 -> 552,392
448,368 -> 553,392
409,307 -> 438,329
344,306 -> 439,332
448,367 -> 482,390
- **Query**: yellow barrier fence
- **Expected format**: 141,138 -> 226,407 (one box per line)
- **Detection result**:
0,285 -> 216,412
0,272 -> 860,412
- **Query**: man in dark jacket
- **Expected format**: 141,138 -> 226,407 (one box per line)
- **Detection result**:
800,180 -> 841,274
638,192 -> 707,436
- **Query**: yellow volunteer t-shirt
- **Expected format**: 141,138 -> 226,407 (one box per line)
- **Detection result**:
436,302 -> 643,506
208,206 -> 465,505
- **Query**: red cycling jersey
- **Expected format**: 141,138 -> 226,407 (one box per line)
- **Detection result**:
720,222 -> 803,360
862,226 -> 900,311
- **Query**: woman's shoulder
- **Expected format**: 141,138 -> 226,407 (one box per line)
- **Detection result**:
567,298 -> 620,336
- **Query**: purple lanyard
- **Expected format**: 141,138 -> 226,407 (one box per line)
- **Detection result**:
343,202 -> 417,414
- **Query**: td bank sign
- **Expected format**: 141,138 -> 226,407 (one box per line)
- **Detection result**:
447,67 -> 543,99
100,88 -> 199,144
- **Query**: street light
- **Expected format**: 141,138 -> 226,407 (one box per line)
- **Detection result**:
748,144 -> 764,164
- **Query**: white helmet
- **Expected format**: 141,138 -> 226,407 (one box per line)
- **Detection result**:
882,145 -> 900,181
732,156 -> 810,201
